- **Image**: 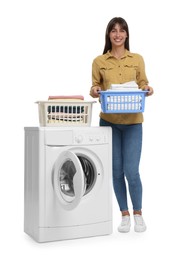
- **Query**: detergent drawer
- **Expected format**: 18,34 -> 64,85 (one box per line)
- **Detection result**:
44,128 -> 73,145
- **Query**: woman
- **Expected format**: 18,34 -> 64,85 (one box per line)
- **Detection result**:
90,17 -> 153,233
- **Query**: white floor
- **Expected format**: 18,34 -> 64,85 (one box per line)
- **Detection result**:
2,183 -> 183,260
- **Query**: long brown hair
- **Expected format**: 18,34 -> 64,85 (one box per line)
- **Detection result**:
103,17 -> 130,54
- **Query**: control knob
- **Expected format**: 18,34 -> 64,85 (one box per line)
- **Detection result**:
75,135 -> 83,143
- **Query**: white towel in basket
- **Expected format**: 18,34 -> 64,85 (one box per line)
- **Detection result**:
110,81 -> 141,91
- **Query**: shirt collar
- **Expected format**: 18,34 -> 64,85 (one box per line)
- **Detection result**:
104,49 -> 133,60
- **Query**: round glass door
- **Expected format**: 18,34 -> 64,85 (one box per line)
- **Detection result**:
53,151 -> 86,210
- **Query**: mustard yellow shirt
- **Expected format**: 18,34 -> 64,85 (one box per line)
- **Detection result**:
91,50 -> 149,124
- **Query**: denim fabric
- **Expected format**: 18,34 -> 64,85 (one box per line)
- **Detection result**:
100,118 -> 143,211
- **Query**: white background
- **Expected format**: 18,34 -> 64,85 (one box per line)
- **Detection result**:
1,0 -> 183,259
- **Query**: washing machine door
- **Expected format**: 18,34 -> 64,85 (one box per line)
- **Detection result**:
53,150 -> 86,210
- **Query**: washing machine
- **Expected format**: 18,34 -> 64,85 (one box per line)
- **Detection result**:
24,126 -> 112,242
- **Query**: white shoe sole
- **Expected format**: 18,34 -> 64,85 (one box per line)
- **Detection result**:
118,225 -> 131,233
134,226 -> 147,232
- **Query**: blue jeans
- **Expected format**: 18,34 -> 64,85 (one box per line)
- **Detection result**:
100,118 -> 143,211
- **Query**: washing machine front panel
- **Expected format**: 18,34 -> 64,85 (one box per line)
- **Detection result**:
44,127 -> 112,228
24,127 -> 112,241
53,150 -> 86,210
45,143 -> 111,227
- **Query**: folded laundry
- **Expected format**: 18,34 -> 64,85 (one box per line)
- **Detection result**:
110,81 -> 141,91
48,113 -> 84,120
48,95 -> 84,100
47,116 -> 84,123
48,99 -> 84,101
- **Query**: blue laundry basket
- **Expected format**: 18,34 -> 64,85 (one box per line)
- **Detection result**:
99,91 -> 148,113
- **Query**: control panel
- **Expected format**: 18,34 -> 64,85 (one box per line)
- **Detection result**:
73,128 -> 109,145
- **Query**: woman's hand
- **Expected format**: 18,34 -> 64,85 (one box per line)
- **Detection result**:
143,86 -> 154,96
90,86 -> 101,98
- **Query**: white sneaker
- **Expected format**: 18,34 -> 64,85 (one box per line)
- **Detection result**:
134,214 -> 147,232
118,215 -> 131,233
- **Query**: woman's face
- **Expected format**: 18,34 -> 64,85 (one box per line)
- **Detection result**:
109,23 -> 127,48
